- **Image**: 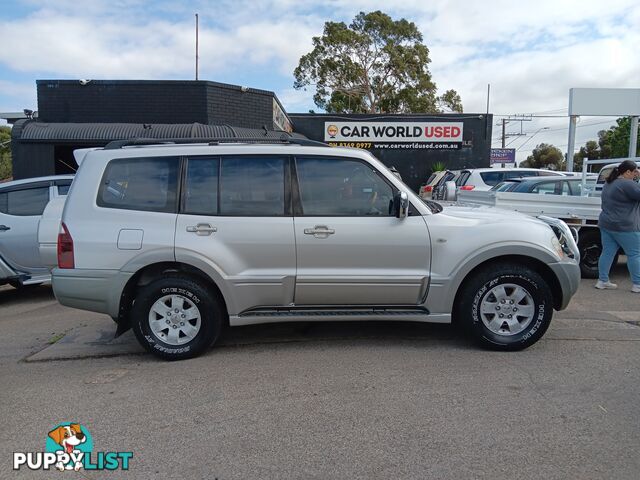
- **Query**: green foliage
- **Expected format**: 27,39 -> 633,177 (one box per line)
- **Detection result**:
574,117 -> 640,171
0,126 -> 12,180
293,10 -> 463,114
431,161 -> 446,172
523,143 -> 564,170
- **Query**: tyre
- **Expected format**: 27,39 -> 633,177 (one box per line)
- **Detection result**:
457,263 -> 553,351
577,230 -> 601,279
131,276 -> 224,360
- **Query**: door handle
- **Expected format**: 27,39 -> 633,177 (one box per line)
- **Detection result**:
304,225 -> 335,238
0,225 -> 10,232
186,223 -> 217,236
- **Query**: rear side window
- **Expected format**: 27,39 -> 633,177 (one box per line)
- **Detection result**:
456,171 -> 471,186
56,180 -> 72,195
97,157 -> 179,213
480,171 -> 504,186
0,187 -> 50,216
183,157 -> 219,215
220,156 -> 285,216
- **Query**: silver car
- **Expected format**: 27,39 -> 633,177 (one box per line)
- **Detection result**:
0,175 -> 73,288
50,139 -> 580,360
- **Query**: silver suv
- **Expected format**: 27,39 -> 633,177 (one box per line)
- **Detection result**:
52,138 -> 580,360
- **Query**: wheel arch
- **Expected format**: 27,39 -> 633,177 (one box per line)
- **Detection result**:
115,262 -> 229,335
451,254 -> 563,324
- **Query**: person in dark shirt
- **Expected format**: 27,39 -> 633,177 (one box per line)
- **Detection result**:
596,160 -> 640,292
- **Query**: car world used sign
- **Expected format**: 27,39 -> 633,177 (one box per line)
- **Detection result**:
324,122 -> 463,150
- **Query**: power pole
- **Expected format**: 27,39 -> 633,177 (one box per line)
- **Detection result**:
195,13 -> 199,81
501,119 -> 506,148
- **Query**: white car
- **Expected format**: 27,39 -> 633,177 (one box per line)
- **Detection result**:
439,168 -> 573,201
0,175 -> 73,288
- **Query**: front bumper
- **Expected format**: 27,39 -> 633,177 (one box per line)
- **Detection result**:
549,260 -> 581,310
52,268 -> 133,318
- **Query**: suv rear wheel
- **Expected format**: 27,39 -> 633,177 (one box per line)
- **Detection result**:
131,276 -> 224,360
457,263 -> 553,350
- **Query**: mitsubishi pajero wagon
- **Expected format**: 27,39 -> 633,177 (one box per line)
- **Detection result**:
52,137 -> 580,359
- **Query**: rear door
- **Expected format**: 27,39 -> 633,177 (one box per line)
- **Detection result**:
292,155 -> 430,306
0,182 -> 51,270
174,155 -> 296,313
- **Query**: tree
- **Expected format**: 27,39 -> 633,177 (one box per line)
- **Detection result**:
293,11 -> 463,114
574,116 -> 640,169
0,126 -> 11,180
520,143 -> 563,170
598,117 -> 640,158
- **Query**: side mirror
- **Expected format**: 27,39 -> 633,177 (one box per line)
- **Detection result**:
393,191 -> 409,218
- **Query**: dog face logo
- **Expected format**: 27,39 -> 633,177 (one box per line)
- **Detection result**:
327,124 -> 338,138
46,423 -> 90,471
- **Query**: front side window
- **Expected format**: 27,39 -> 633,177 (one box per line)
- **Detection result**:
97,157 -> 179,212
220,156 -> 285,216
296,157 -> 394,216
0,187 -> 50,216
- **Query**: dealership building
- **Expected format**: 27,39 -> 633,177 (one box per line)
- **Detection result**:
6,80 -> 492,192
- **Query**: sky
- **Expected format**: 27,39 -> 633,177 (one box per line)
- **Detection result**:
1,0 -> 639,163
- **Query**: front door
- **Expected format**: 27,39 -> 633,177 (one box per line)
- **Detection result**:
293,156 -> 430,306
0,183 -> 51,271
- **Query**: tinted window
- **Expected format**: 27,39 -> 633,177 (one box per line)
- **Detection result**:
529,181 -> 559,195
220,157 -> 285,216
0,187 -> 50,216
480,171 -> 504,186
537,171 -> 559,176
97,157 -> 179,212
183,158 -> 219,215
56,180 -> 72,195
493,181 -> 518,192
456,171 -> 471,186
296,157 -> 394,216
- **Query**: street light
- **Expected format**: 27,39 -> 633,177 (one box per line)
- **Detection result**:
516,126 -> 550,152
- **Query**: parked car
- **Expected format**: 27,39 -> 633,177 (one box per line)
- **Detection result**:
0,175 -> 73,288
441,168 -> 576,201
491,176 -> 598,196
431,170 -> 461,201
50,138 -> 580,360
419,170 -> 451,200
595,160 -> 640,191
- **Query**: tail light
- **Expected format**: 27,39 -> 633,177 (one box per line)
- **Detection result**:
460,185 -> 475,191
424,185 -> 433,192
57,222 -> 75,269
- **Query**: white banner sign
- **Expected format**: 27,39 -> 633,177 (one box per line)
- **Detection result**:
324,121 -> 463,143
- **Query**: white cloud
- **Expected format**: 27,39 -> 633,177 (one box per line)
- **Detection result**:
0,0 -> 638,163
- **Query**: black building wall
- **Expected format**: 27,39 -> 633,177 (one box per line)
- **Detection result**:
37,80 -> 280,129
289,113 -> 492,192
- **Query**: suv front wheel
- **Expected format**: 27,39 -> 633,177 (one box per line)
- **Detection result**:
457,263 -> 553,350
131,276 -> 224,360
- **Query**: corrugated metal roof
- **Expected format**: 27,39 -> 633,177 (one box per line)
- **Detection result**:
15,121 -> 297,142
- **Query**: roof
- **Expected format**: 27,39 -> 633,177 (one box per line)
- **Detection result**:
13,121 -> 299,143
0,174 -> 74,189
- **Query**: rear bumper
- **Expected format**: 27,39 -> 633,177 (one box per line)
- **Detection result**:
549,260 -> 581,310
52,268 -> 132,318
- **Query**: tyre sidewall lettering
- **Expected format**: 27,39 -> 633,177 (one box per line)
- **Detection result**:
471,273 -> 547,344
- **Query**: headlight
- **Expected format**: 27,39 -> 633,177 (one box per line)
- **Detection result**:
551,235 -> 564,258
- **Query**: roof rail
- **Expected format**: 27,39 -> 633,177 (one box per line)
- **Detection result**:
103,135 -> 330,150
